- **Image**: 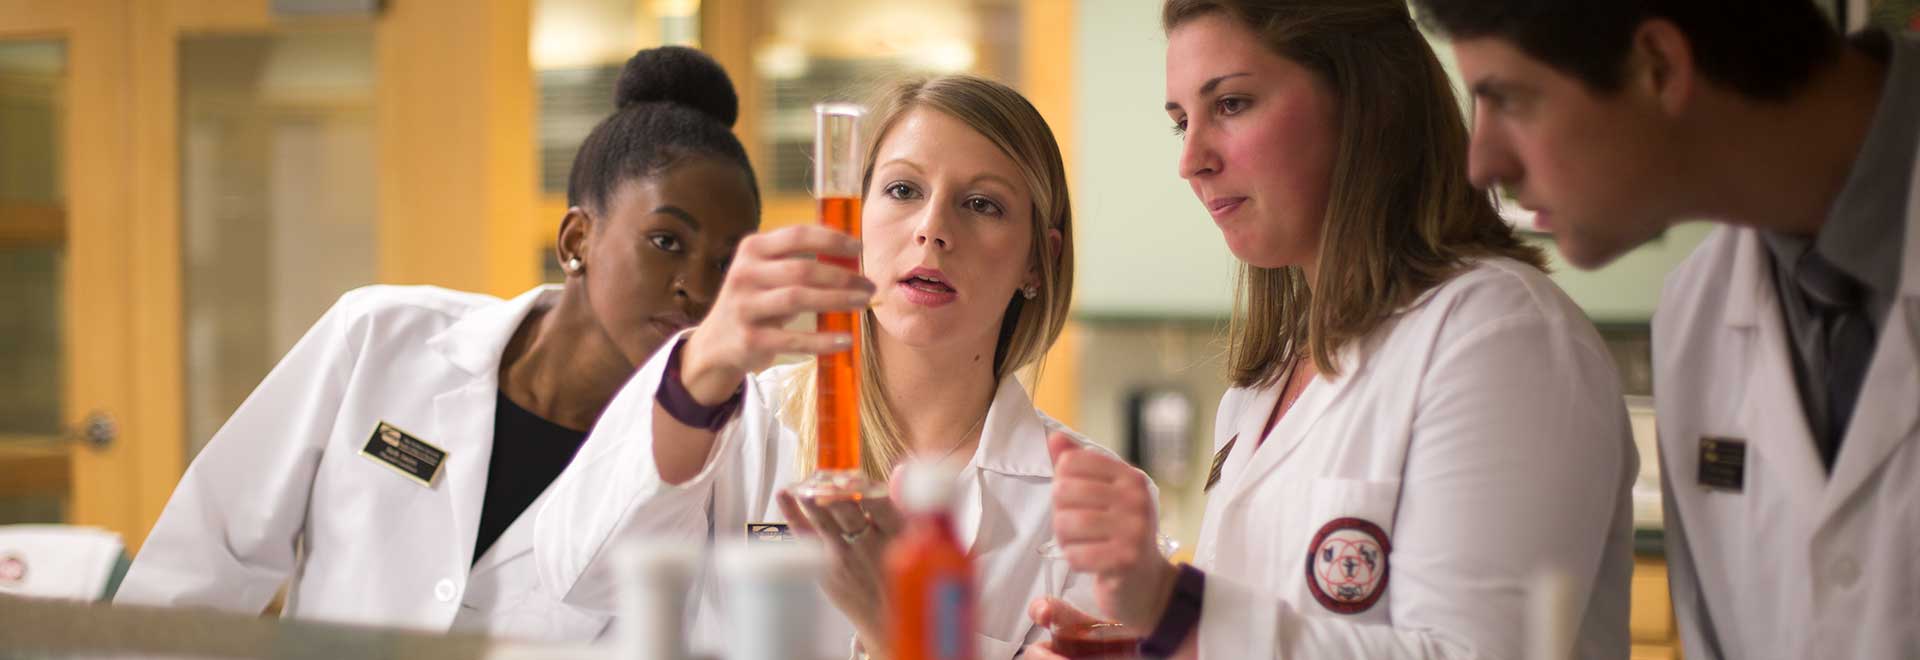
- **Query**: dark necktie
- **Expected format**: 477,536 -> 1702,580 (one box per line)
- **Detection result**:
1796,251 -> 1876,469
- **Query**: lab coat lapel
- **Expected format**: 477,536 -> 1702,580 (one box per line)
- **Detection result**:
1199,386 -> 1277,526
957,376 -> 1060,652
1823,192 -> 1920,512
958,377 -> 1051,555
1718,232 -> 1829,502
953,467 -> 988,556
435,383 -> 496,572
1821,299 -> 1920,512
470,486 -> 545,577
1226,347 -> 1361,512
424,286 -> 554,571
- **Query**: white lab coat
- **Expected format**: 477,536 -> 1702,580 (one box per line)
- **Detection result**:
116,285 -> 610,641
1194,257 -> 1637,659
1652,158 -> 1920,659
533,332 -> 1125,659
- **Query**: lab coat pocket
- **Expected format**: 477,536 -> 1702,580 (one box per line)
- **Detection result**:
1294,478 -> 1400,623
458,553 -> 611,641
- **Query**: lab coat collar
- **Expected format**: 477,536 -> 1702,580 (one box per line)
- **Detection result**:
1722,134 -> 1920,328
933,376 -> 1049,557
1724,228 -> 1772,331
968,375 -> 1055,479
426,286 -> 559,377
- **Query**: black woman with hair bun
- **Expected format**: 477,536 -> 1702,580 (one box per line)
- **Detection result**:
116,46 -> 760,641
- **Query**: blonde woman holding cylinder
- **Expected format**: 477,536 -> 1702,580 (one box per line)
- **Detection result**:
534,74 -> 1149,659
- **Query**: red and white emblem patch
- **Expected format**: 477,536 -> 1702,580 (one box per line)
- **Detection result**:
1304,517 -> 1390,614
0,553 -> 26,585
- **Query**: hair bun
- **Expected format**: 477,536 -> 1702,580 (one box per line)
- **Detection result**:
615,46 -> 739,127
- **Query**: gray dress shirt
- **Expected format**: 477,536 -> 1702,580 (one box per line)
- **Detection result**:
1760,30 -> 1916,470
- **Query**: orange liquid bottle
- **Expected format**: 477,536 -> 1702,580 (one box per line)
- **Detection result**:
816,195 -> 862,474
886,463 -> 974,660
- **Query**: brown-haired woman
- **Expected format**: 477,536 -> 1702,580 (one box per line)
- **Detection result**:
1032,1 -> 1636,658
536,74 -> 1142,659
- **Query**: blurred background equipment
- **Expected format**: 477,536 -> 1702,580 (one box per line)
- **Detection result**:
1124,385 -> 1195,489
0,525 -> 125,601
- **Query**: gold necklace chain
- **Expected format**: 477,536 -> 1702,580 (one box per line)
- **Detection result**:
931,407 -> 990,464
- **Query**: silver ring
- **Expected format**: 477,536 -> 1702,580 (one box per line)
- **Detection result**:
839,524 -> 873,544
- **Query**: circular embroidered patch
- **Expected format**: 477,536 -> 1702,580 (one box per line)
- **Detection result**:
0,553 -> 26,585
1304,517 -> 1390,614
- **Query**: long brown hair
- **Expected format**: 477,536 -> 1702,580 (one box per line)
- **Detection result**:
785,74 -> 1075,481
1165,0 -> 1544,388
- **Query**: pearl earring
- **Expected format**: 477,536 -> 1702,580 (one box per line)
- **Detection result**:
565,257 -> 582,273
1021,285 -> 1039,300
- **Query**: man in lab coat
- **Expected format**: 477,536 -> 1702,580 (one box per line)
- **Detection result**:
1411,2 -> 1920,658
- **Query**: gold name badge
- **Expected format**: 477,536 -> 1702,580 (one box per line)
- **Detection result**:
1697,436 -> 1746,492
1205,434 -> 1239,493
360,421 -> 447,487
746,522 -> 795,543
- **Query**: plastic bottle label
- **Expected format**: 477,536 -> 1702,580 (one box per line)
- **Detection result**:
929,577 -> 972,660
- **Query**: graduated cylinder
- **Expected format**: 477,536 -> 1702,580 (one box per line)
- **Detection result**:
799,102 -> 872,496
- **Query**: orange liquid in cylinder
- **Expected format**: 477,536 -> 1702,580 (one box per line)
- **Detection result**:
816,196 -> 862,473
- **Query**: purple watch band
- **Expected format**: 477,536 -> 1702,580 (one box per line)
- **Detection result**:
655,339 -> 744,431
1139,563 -> 1205,657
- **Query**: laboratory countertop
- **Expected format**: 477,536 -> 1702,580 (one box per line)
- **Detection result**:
0,594 -> 618,660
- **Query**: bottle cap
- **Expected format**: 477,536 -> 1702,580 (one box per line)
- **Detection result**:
896,460 -> 960,513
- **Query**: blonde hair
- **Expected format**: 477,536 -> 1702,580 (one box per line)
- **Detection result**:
783,75 -> 1075,482
1164,0 -> 1545,386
